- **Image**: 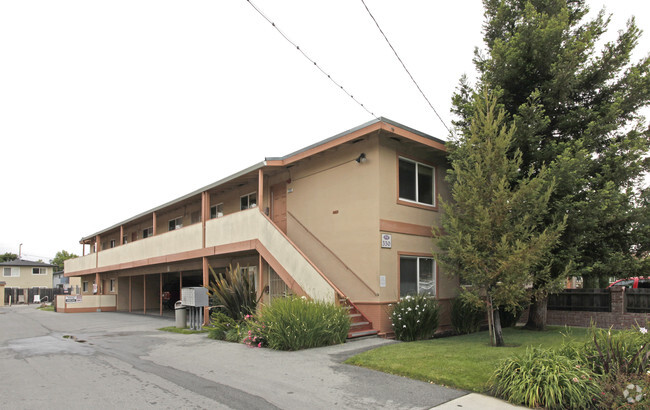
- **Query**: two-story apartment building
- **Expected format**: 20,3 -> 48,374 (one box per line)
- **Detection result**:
64,118 -> 456,335
1,259 -> 56,304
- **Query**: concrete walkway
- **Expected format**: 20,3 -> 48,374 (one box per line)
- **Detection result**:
0,305 -> 525,409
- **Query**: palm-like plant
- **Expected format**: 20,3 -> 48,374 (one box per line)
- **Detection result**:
208,264 -> 261,321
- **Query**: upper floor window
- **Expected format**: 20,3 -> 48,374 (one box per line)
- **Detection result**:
211,203 -> 224,219
399,255 -> 435,297
3,267 -> 19,277
168,217 -> 183,231
143,227 -> 153,238
32,268 -> 47,275
109,240 -> 116,248
122,235 -> 128,245
240,192 -> 257,210
398,157 -> 435,206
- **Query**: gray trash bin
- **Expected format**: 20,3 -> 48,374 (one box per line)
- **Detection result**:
174,301 -> 187,328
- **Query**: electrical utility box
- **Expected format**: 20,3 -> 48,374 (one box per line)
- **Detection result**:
181,287 -> 209,307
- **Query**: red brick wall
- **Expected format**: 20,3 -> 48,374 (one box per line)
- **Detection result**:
546,287 -> 649,329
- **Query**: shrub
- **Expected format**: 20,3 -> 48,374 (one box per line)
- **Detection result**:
258,297 -> 350,351
242,316 -> 268,348
390,294 -> 439,341
208,264 -> 260,321
491,347 -> 601,409
207,311 -> 237,340
583,324 -> 650,376
498,305 -> 524,328
451,290 -> 485,334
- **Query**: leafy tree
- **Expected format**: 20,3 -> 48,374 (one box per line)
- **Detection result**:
452,0 -> 650,329
435,90 -> 564,346
0,252 -> 18,263
51,250 -> 78,272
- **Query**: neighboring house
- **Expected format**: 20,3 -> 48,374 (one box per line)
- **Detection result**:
53,270 -> 81,294
1,259 -> 56,303
64,118 -> 456,335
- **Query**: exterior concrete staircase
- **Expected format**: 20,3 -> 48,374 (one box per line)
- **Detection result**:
341,299 -> 379,339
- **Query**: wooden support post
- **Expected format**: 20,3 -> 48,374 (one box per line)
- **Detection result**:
258,169 -> 264,213
203,257 -> 209,325
129,276 -> 132,312
143,274 -> 147,315
159,273 -> 163,316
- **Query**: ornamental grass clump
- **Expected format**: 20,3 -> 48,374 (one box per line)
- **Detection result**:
491,347 -> 601,409
258,297 -> 350,351
390,294 -> 439,341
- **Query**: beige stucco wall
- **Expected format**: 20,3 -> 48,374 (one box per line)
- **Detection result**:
97,224 -> 203,268
56,294 -> 116,311
285,135 -> 381,302
65,254 -> 96,273
206,209 -> 337,302
1,266 -> 54,288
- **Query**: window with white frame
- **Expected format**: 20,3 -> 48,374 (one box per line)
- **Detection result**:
32,268 -> 47,275
240,192 -> 257,210
143,227 -> 153,238
109,239 -> 116,248
398,157 -> 435,206
82,281 -> 88,292
168,217 -> 183,231
3,267 -> 19,277
399,255 -> 435,297
109,279 -> 116,292
210,203 -> 224,219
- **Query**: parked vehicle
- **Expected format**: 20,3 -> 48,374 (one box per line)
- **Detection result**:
608,277 -> 650,289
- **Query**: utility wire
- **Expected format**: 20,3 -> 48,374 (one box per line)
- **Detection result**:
359,0 -> 451,134
245,0 -> 378,120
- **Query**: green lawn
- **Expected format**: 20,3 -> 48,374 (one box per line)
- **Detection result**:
345,326 -> 590,392
158,326 -> 208,334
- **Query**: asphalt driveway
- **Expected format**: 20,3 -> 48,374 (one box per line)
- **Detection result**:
0,305 -> 469,409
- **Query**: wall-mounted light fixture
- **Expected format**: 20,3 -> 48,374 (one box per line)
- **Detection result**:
355,153 -> 367,163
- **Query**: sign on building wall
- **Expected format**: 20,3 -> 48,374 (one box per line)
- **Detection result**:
381,233 -> 392,248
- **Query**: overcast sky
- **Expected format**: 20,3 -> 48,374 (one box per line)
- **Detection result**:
1,0 -> 648,262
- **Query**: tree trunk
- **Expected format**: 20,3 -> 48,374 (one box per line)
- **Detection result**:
525,296 -> 548,331
493,308 -> 504,347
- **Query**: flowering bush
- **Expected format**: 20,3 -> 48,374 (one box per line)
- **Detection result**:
241,315 -> 268,348
491,347 -> 601,409
390,294 -> 439,341
258,297 -> 350,351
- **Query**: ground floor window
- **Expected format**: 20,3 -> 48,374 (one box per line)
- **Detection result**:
399,255 -> 435,297
109,279 -> 116,292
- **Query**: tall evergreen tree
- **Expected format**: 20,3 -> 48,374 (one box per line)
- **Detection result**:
435,90 -> 564,346
452,0 -> 650,329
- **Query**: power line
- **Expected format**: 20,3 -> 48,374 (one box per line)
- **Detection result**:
359,0 -> 451,134
244,0 -> 378,119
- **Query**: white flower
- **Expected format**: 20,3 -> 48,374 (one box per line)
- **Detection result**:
640,327 -> 648,335
403,325 -> 406,328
